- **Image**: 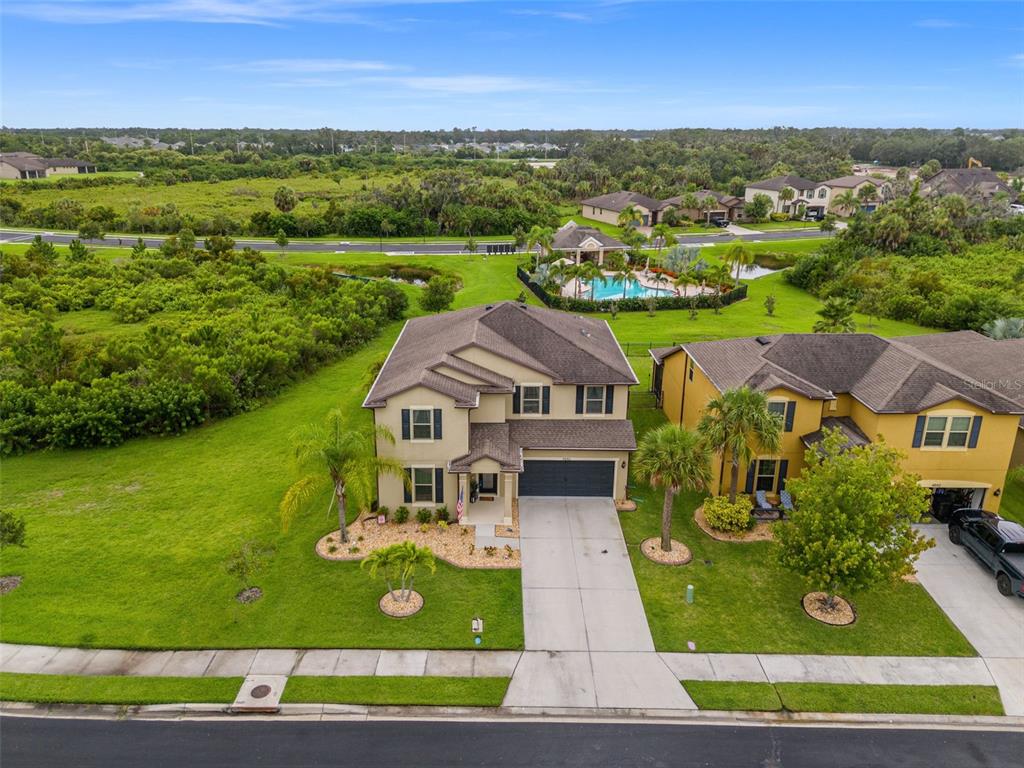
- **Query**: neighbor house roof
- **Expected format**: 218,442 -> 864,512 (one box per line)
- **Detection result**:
364,301 -> 638,408
661,190 -> 742,209
581,190 -> 663,212
920,168 -> 1011,198
448,419 -> 637,473
822,175 -> 881,189
552,221 -> 626,250
43,158 -> 94,168
746,175 -> 818,192
0,152 -> 47,172
655,332 -> 1023,417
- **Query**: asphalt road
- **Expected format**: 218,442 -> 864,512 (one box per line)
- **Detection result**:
3,717 -> 1022,768
0,227 -> 832,255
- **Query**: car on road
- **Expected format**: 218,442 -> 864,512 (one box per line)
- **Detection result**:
947,509 -> 1024,597
711,218 -> 731,228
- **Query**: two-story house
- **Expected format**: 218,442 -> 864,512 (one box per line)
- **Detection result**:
650,332 -> 1024,517
364,302 -> 639,526
743,175 -> 823,217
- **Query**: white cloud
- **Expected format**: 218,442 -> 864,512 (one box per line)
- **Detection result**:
220,58 -> 400,73
914,18 -> 964,29
510,8 -> 591,23
363,74 -> 567,94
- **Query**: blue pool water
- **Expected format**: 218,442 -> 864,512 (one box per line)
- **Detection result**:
589,278 -> 672,300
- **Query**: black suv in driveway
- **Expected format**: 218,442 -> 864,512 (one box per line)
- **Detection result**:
947,509 -> 1024,598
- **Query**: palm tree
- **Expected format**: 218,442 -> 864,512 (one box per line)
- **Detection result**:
679,192 -> 701,219
525,225 -> 555,271
876,213 -> 910,251
813,296 -> 857,333
982,317 -> 1024,340
673,267 -> 698,297
777,186 -> 795,214
698,387 -> 783,503
614,263 -> 639,300
834,189 -> 860,216
723,240 -> 753,283
279,410 -> 407,544
650,222 -> 674,260
576,260 -> 605,300
633,424 -> 712,552
617,204 -> 642,230
706,263 -> 732,295
857,184 -> 877,206
698,196 -> 717,224
361,541 -> 437,603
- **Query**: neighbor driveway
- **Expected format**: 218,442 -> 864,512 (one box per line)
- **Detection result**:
915,525 -> 1024,715
503,497 -> 694,711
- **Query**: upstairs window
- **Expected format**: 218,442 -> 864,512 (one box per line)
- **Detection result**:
923,415 -> 972,448
411,408 -> 434,440
767,401 -> 786,419
585,385 -> 606,414
521,385 -> 542,414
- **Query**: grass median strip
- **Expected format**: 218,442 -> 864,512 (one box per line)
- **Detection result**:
0,673 -> 242,705
280,676 -> 510,707
683,681 -> 1004,716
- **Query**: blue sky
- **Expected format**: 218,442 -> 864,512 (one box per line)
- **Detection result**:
2,1 -> 1022,129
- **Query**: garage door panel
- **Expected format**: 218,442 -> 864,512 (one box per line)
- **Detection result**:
520,460 -> 614,497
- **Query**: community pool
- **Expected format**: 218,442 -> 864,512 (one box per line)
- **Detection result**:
588,278 -> 673,300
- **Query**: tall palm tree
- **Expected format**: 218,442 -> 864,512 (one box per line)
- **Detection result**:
525,225 -> 555,271
280,410 -> 407,544
614,263 -> 639,300
777,186 -> 795,214
723,240 -> 753,282
633,424 -> 712,551
576,260 -> 605,300
699,196 -> 717,224
650,222 -> 674,261
857,184 -> 877,206
813,297 -> 857,333
673,267 -> 698,297
706,263 -> 732,296
698,387 -> 783,503
617,204 -> 642,230
834,190 -> 859,216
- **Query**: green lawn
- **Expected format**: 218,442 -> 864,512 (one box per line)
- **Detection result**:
997,471 -> 1024,525
281,676 -> 510,706
743,220 -> 821,231
0,673 -> 241,705
0,171 -> 142,187
683,681 -> 1004,715
622,403 -> 973,657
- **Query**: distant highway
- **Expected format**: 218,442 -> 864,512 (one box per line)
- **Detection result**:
0,227 -> 832,255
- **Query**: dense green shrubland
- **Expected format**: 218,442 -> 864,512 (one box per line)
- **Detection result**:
0,237 -> 407,452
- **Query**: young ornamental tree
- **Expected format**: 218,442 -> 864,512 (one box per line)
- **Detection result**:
776,429 -> 933,611
279,410 -> 407,544
420,276 -> 456,313
632,424 -> 712,552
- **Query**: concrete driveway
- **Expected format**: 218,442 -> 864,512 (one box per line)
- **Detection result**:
914,525 -> 1024,715
503,497 -> 694,711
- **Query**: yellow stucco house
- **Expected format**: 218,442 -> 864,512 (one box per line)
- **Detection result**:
651,331 -> 1024,517
364,302 -> 639,527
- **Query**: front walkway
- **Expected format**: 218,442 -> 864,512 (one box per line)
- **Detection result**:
503,497 -> 695,710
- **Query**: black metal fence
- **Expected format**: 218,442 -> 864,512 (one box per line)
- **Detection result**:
517,267 -> 749,314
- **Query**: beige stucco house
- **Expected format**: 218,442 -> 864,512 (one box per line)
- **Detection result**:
0,152 -> 97,180
364,302 -> 639,526
815,175 -> 886,214
743,174 -> 822,216
581,191 -> 664,227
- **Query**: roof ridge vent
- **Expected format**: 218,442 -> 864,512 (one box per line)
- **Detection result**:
755,336 -> 773,346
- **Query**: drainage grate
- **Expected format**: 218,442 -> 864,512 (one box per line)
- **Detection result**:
250,684 -> 272,699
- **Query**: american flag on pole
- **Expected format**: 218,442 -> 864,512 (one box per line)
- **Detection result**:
456,486 -> 465,522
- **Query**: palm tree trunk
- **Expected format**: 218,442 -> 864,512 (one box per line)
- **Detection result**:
336,481 -> 349,543
661,487 -> 675,552
728,449 -> 741,504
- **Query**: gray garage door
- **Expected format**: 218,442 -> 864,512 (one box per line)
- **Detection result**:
518,459 -> 615,497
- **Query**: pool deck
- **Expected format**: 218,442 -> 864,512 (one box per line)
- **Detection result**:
563,270 -> 711,300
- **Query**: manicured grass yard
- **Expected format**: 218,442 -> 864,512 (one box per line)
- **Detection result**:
744,220 -> 821,231
997,471 -> 1024,526
0,673 -> 241,705
683,681 -> 1004,716
281,676 -> 510,706
0,239 -> 936,653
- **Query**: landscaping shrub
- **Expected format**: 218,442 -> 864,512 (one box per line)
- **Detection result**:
393,506 -> 410,524
0,511 -> 27,548
434,506 -> 450,523
703,496 -> 752,533
769,212 -> 791,222
416,508 -> 433,524
377,506 -> 390,521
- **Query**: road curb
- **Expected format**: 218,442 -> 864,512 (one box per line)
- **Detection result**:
3,700 -> 1023,731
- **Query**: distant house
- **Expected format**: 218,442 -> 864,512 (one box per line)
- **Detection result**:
920,168 -> 1012,200
743,175 -> 822,216
0,152 -> 48,180
660,190 -> 744,223
815,175 -> 887,213
551,221 -> 626,265
581,191 -> 665,227
44,158 -> 98,176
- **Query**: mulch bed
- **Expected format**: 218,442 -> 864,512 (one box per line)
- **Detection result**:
316,516 -> 520,569
802,592 -> 856,626
616,499 -> 638,512
379,590 -> 423,618
641,537 -> 692,565
236,587 -> 263,604
0,576 -> 22,595
694,505 -> 775,543
494,500 -> 520,540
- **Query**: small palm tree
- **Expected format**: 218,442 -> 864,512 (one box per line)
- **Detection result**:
280,410 -> 407,544
651,222 -> 674,260
525,225 -> 555,271
699,196 -> 717,224
834,190 -> 859,216
673,267 -> 697,297
813,297 -> 857,333
362,541 -> 437,603
724,240 -> 753,282
777,186 -> 795,214
615,263 -> 639,300
576,260 -> 605,299
633,424 -> 712,551
698,387 -> 783,503
617,204 -> 642,230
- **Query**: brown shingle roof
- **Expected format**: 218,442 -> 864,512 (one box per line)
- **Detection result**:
581,190 -> 663,212
364,302 -> 637,408
0,152 -> 47,172
801,416 -> 872,450
920,168 -> 1011,198
679,333 -> 1023,416
552,221 -> 625,250
746,174 -> 818,192
822,175 -> 881,188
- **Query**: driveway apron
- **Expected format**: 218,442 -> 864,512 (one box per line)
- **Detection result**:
504,497 -> 695,710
